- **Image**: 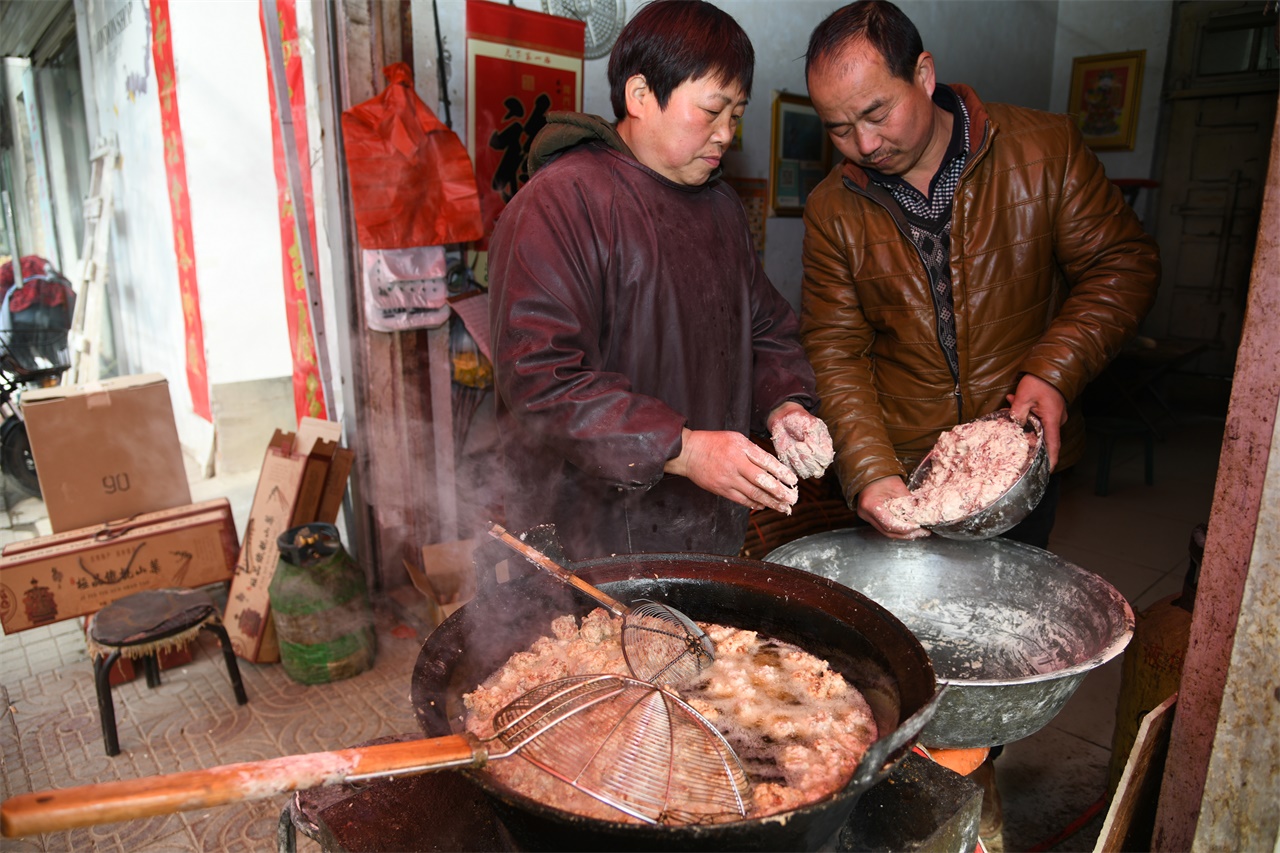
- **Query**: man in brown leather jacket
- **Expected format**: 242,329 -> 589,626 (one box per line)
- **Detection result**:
800,0 -> 1159,546
488,1 -> 833,560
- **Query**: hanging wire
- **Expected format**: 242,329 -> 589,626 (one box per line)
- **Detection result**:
432,0 -> 453,129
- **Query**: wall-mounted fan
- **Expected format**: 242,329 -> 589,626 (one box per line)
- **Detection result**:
541,0 -> 626,60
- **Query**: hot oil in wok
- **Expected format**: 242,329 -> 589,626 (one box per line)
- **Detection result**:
682,642 -> 811,784
679,630 -> 879,807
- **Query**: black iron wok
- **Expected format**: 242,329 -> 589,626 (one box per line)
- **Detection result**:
411,552 -> 938,852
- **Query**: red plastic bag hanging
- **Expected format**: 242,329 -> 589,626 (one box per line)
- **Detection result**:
341,63 -> 484,249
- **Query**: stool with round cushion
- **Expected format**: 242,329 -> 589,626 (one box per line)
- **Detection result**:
87,588 -> 249,756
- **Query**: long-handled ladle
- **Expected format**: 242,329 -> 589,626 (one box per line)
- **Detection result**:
1,674 -> 750,837
488,524 -> 716,686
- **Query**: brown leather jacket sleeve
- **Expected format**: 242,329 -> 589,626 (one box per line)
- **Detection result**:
801,197 -> 906,504
1017,119 -> 1160,403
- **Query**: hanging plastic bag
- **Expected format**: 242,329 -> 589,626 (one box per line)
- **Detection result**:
361,246 -> 450,332
341,63 -> 485,249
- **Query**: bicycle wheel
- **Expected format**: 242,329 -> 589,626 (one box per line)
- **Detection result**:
1,418 -> 42,497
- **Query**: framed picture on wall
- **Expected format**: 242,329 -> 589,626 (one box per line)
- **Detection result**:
770,93 -> 832,216
1068,50 -> 1146,151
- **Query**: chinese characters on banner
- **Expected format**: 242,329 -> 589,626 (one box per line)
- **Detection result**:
466,1 -> 585,241
259,0 -> 327,421
150,0 -> 211,421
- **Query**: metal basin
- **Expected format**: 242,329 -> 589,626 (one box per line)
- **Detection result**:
767,528 -> 1134,748
908,410 -> 1050,541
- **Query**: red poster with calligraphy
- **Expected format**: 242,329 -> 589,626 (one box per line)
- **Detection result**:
150,0 -> 211,421
259,0 -> 326,421
466,1 -> 584,241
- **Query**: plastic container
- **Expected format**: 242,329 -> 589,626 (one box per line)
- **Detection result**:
269,523 -> 377,684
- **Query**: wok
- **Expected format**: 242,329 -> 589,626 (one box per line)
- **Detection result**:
412,552 -> 940,852
767,529 -> 1135,748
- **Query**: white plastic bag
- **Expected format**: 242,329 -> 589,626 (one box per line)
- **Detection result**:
361,246 -> 450,331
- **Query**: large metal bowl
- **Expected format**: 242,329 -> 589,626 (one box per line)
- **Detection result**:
767,528 -> 1134,748
907,410 -> 1050,540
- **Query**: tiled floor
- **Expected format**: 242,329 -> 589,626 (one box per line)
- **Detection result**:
0,407 -> 1225,852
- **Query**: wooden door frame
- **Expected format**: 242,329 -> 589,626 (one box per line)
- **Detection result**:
312,0 -> 452,591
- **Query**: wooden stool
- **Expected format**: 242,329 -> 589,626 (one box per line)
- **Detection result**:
87,588 -> 248,756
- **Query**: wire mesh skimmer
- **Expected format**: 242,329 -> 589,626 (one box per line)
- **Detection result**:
496,673 -> 751,824
0,675 -> 750,836
488,524 -> 717,685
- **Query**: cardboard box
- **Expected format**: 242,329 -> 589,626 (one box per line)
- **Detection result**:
409,539 -> 478,629
23,374 -> 193,532
222,420 -> 352,663
316,447 -> 354,524
0,500 -> 238,634
222,431 -> 304,663
2,499 -> 232,558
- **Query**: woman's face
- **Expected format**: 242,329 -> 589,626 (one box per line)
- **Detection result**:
626,74 -> 747,186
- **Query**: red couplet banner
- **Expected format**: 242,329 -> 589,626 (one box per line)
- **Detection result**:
150,0 -> 211,421
465,1 -> 584,241
259,0 -> 327,422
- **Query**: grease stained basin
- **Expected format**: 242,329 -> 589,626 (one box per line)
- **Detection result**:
767,528 -> 1134,748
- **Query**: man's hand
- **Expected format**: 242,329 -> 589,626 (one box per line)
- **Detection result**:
767,402 -> 835,480
1006,374 -> 1068,468
665,428 -> 799,515
856,476 -> 929,540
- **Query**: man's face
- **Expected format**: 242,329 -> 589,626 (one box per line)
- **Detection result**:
632,74 -> 747,186
808,40 -> 937,177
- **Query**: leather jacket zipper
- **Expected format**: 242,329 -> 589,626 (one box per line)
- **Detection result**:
839,116 -> 992,427
844,177 -> 964,413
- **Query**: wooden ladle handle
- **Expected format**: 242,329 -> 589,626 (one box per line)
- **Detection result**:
488,524 -> 628,616
2,734 -> 483,837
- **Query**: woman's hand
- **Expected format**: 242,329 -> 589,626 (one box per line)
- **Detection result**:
767,402 -> 835,480
665,428 -> 799,514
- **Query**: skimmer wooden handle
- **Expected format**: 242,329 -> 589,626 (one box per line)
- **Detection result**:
488,524 -> 628,615
1,734 -> 483,837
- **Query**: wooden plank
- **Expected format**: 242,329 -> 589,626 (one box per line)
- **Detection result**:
289,438 -> 337,526
222,431 -> 304,663
0,735 -> 481,836
428,324 -> 457,540
317,447 -> 354,525
1096,693 -> 1177,853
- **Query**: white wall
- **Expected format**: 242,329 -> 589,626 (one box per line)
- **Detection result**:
1050,0 -> 1174,221
167,0 -> 293,387
82,0 -> 193,415
80,0 -> 295,461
